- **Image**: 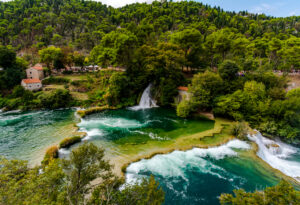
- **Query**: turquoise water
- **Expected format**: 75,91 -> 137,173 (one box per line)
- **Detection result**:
77,108 -> 300,204
1,107 -> 299,205
77,108 -> 214,154
0,109 -> 76,164
125,140 -> 287,205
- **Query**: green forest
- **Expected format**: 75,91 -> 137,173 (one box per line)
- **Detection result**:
0,0 -> 299,142
1,0 -> 299,142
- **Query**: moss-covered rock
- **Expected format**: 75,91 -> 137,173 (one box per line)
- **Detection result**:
59,136 -> 82,148
77,105 -> 115,118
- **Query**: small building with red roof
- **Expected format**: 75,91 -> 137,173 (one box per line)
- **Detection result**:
21,79 -> 42,91
177,86 -> 188,91
26,64 -> 44,80
176,86 -> 191,104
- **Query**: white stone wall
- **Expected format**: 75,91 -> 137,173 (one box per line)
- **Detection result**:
26,68 -> 44,80
21,82 -> 42,91
175,90 -> 191,104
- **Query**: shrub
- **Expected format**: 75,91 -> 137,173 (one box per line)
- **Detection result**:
176,100 -> 193,118
11,85 -> 26,98
59,136 -> 81,148
286,88 -> 300,98
42,76 -> 70,85
219,60 -> 240,80
38,89 -> 74,109
42,145 -> 58,166
220,180 -> 300,205
70,80 -> 87,87
64,84 -> 69,89
62,70 -> 73,74
231,121 -> 249,140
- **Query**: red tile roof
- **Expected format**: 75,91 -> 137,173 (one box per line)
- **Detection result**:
22,79 -> 41,84
31,65 -> 43,71
178,86 -> 188,91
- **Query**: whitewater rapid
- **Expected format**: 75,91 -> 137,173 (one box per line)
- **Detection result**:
125,139 -> 251,185
248,132 -> 300,181
77,114 -> 172,142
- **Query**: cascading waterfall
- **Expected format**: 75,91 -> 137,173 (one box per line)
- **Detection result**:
248,131 -> 300,181
130,84 -> 158,110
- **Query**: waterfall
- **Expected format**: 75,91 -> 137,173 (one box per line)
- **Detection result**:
248,131 -> 300,181
130,84 -> 158,110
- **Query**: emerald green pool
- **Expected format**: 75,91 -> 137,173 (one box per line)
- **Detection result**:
78,108 -> 214,147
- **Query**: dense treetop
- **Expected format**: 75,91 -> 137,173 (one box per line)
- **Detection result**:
0,0 -> 299,50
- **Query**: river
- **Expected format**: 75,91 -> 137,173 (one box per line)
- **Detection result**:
1,108 -> 300,205
0,109 -> 77,165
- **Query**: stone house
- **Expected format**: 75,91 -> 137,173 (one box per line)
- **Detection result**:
21,79 -> 42,91
175,86 -> 191,104
26,64 -> 44,80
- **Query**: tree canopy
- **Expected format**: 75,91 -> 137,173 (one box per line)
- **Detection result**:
0,143 -> 165,205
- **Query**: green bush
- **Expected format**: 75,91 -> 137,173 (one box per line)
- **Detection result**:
62,70 -> 73,74
220,180 -> 300,205
176,100 -> 193,118
42,145 -> 59,166
38,89 -> 74,109
64,84 -> 69,89
231,121 -> 249,140
59,136 -> 81,148
70,80 -> 87,86
42,76 -> 70,85
286,88 -> 300,98
11,85 -> 26,98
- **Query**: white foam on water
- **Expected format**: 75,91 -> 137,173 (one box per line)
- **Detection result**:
144,119 -> 162,124
0,110 -> 45,125
131,130 -> 147,135
125,139 -> 250,185
148,132 -> 169,140
82,129 -> 105,141
129,84 -> 158,110
58,148 -> 70,158
192,139 -> 250,160
130,130 -> 169,141
87,129 -> 104,136
78,117 -> 143,129
248,131 -> 300,181
74,107 -> 84,119
3,109 -> 21,114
